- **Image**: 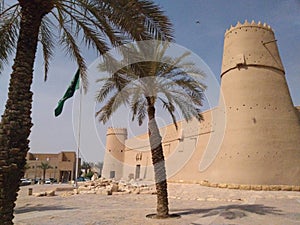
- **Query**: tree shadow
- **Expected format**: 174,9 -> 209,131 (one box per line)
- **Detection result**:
172,204 -> 283,220
14,203 -> 76,214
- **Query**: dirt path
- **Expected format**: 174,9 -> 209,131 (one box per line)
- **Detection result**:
14,183 -> 300,225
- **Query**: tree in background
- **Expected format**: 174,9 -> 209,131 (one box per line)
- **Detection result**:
0,1 -> 173,223
85,171 -> 94,180
23,163 -> 30,179
38,162 -> 53,184
81,161 -> 91,176
80,161 -> 103,179
94,162 -> 103,177
96,41 -> 206,218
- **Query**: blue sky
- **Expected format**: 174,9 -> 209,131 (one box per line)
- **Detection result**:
0,0 -> 299,162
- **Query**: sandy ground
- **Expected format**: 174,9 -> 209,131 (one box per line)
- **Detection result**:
13,183 -> 300,225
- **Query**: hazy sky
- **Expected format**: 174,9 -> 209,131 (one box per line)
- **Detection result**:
0,0 -> 299,163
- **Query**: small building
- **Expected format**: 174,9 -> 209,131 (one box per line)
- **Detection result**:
25,151 -> 80,183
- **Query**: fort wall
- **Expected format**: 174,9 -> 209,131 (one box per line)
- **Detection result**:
204,21 -> 300,185
102,21 -> 300,186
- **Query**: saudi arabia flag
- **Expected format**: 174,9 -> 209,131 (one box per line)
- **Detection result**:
54,69 -> 80,117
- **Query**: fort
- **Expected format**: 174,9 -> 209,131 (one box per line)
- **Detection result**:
101,21 -> 300,188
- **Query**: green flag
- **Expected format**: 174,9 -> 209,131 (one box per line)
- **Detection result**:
54,69 -> 80,117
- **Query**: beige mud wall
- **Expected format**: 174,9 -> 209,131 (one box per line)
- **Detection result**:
102,21 -> 300,186
202,21 -> 300,185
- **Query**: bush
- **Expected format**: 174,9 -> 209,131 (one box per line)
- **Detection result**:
85,171 -> 94,179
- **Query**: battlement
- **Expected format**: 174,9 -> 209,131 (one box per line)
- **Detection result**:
221,20 -> 284,76
106,127 -> 128,136
225,20 -> 273,36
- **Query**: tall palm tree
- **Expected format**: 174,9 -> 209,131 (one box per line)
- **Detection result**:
38,162 -> 53,183
0,1 -> 172,223
96,41 -> 206,218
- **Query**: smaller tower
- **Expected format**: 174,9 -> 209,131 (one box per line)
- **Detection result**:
101,128 -> 127,180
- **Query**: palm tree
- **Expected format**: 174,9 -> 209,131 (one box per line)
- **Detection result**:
95,161 -> 103,176
0,1 -> 172,223
23,163 -> 30,178
38,162 -> 53,184
81,161 -> 91,176
96,41 -> 206,218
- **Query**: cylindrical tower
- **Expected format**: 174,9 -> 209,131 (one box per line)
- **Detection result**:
207,20 -> 300,185
101,128 -> 127,180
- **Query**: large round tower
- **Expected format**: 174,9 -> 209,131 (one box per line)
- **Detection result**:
101,128 -> 127,180
207,20 -> 300,185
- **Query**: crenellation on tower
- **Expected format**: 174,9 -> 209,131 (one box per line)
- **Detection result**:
106,127 -> 128,136
225,20 -> 274,35
222,20 -> 284,77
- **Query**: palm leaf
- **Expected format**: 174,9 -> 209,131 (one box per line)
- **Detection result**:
97,41 -> 206,126
0,4 -> 20,72
52,8 -> 88,89
39,16 -> 55,81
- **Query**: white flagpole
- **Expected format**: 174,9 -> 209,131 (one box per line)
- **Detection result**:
74,78 -> 83,188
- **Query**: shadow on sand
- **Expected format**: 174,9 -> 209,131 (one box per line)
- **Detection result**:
14,203 -> 76,214
173,204 -> 282,220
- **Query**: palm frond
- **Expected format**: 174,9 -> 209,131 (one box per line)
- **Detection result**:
51,8 -> 87,89
58,1 -> 111,54
158,97 -> 178,129
96,88 -> 130,123
0,2 -> 19,17
39,16 -> 55,81
130,87 -> 144,121
96,78 -> 118,103
132,0 -> 174,41
137,98 -> 147,126
0,0 -> 3,13
97,40 -> 206,127
0,3 -> 20,73
100,0 -> 173,41
130,95 -> 147,126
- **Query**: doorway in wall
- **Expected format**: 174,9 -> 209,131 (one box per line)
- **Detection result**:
110,171 -> 115,178
135,165 -> 141,179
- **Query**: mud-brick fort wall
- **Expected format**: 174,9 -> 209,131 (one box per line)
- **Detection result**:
101,109 -> 216,181
102,21 -> 300,187
204,20 -> 300,186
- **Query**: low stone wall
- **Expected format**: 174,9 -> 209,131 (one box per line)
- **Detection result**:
75,178 -> 157,195
168,180 -> 300,192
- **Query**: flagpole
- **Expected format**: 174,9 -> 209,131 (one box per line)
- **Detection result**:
74,78 -> 83,188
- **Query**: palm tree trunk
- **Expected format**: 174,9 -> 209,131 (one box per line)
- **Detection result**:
147,97 -> 169,218
0,3 -> 48,224
43,169 -> 46,184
